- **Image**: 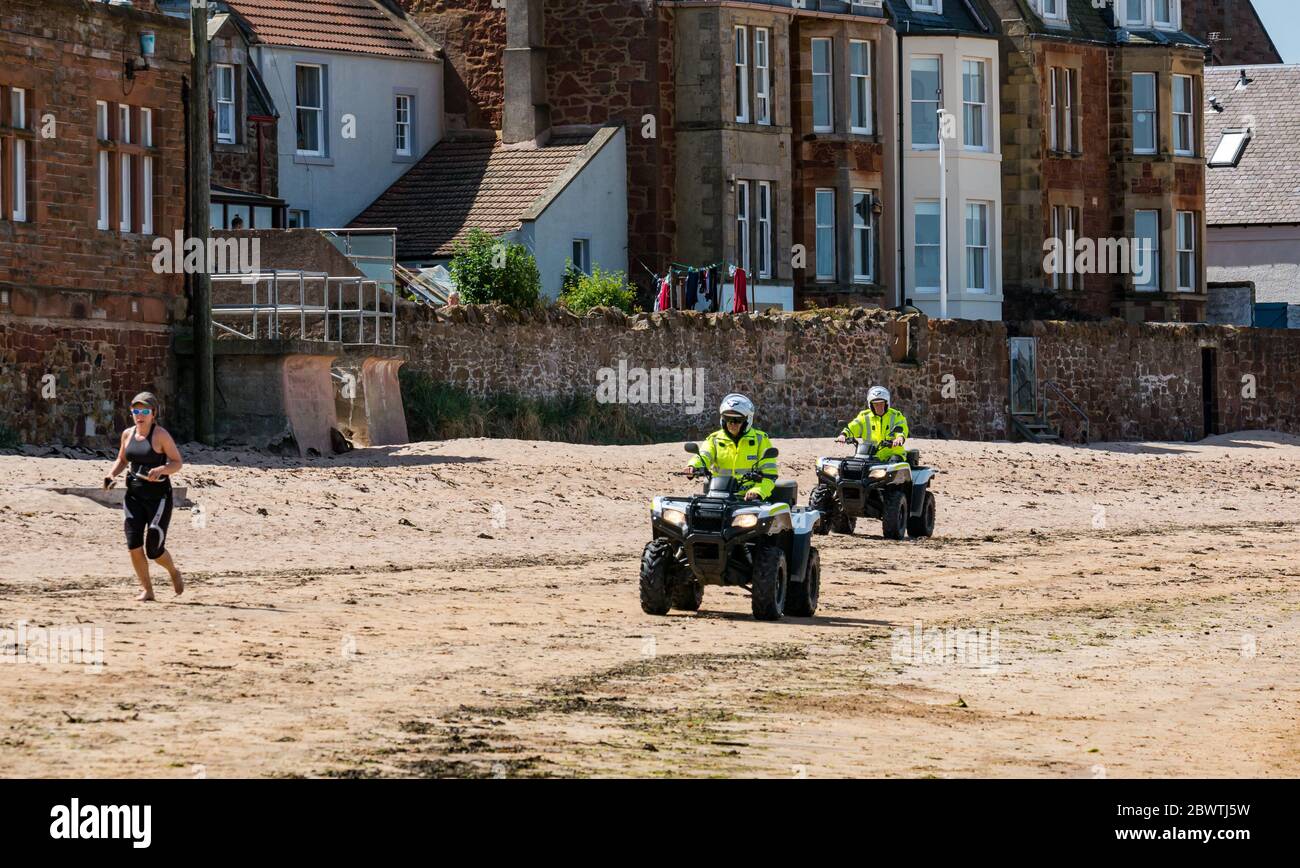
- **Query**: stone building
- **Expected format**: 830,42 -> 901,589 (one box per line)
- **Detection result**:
1181,0 -> 1283,67
988,0 -> 1207,323
0,0 -> 189,445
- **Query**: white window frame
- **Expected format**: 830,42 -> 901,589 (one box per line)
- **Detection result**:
755,28 -> 771,126
571,237 -> 591,275
96,101 -> 110,231
1038,0 -> 1066,21
965,201 -> 991,293
1063,68 -> 1077,152
852,189 -> 874,284
911,0 -> 941,11
1173,74 -> 1194,156
288,209 -> 310,229
1134,209 -> 1161,292
118,105 -> 132,233
850,40 -> 872,135
295,63 -> 326,157
9,88 -> 27,222
914,200 -> 941,293
735,26 -> 750,124
962,59 -> 987,151
736,180 -> 750,275
141,108 -> 153,235
911,56 -> 942,150
815,188 -> 835,282
1154,0 -> 1177,29
1049,69 -> 1059,152
1124,0 -> 1145,26
215,63 -> 236,145
1132,72 -> 1157,155
757,181 -> 772,279
1176,211 -> 1197,292
812,38 -> 833,134
394,93 -> 413,157
1208,129 -> 1250,167
1050,205 -> 1062,290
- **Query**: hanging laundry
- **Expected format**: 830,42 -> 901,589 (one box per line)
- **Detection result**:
685,271 -> 700,309
707,265 -> 720,313
655,276 -> 670,312
733,267 -> 749,313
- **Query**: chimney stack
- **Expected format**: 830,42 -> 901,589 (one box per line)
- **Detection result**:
503,0 -> 550,145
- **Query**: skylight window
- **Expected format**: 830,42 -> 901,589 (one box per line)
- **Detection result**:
1208,129 -> 1250,168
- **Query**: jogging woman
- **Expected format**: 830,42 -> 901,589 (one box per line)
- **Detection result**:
104,392 -> 185,601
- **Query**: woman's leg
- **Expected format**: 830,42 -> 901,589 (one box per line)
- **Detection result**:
129,547 -> 155,601
154,550 -> 183,595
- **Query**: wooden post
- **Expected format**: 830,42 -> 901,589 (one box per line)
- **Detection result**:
190,0 -> 215,444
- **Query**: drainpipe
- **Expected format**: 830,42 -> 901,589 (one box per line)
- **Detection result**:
897,26 -> 906,305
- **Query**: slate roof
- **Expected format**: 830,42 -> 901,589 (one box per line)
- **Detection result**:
222,0 -> 439,61
349,131 -> 603,262
999,0 -> 1204,48
884,0 -> 996,35
1203,65 -> 1300,226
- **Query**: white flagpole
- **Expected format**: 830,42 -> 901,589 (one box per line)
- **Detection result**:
938,105 -> 948,320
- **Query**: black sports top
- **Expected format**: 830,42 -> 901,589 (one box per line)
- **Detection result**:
126,425 -> 169,486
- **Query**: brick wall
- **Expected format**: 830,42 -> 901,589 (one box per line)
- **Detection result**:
0,0 -> 189,445
1182,0 -> 1283,66
397,306 -> 1300,443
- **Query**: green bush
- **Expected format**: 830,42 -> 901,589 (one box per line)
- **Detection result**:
0,425 -> 19,450
400,370 -> 666,445
559,265 -> 638,315
447,228 -> 541,309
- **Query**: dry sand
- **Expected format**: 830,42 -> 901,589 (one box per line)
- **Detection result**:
1,432 -> 1298,778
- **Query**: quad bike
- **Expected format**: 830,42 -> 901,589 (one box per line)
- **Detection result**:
640,443 -> 822,621
808,434 -> 936,540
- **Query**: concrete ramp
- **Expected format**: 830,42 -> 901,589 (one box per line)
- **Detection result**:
362,358 -> 409,446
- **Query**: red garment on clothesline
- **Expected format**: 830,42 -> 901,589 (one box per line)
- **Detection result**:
732,268 -> 748,312
656,278 -> 671,312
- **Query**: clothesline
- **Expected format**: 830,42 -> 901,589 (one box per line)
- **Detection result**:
652,261 -> 750,314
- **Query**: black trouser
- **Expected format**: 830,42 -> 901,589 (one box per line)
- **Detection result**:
124,481 -> 173,559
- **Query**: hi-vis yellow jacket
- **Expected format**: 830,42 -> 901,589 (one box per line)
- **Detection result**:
690,427 -> 778,499
842,407 -> 910,462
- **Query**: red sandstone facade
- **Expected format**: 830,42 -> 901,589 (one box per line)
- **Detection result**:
0,0 -> 189,444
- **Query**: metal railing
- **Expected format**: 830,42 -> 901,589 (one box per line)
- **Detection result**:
210,270 -> 399,346
1044,380 -> 1090,444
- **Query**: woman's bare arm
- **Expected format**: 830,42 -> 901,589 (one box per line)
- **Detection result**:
105,430 -> 130,487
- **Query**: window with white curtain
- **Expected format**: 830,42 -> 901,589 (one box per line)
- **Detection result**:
1177,211 -> 1197,292
215,64 -> 236,144
815,188 -> 835,281
963,59 -> 987,150
1173,74 -> 1195,156
914,201 -> 941,292
1135,210 -> 1161,291
852,190 -> 874,283
850,40 -> 872,134
96,101 -> 110,230
1132,73 -> 1157,154
812,38 -> 833,133
736,180 -> 750,274
735,27 -> 750,124
755,28 -> 771,126
965,202 -> 990,293
757,181 -> 772,278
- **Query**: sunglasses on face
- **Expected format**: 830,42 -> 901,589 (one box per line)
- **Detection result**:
131,408 -> 153,416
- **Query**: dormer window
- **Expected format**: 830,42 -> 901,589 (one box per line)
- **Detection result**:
910,0 -> 940,12
1035,0 -> 1067,23
1123,0 -> 1181,31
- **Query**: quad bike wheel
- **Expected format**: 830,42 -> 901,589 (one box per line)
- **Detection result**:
640,539 -> 674,615
882,488 -> 909,541
786,548 -> 820,618
750,542 -> 788,621
670,573 -> 704,611
810,483 -> 855,535
907,491 -> 936,539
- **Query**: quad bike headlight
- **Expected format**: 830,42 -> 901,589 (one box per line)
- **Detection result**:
731,513 -> 759,529
820,460 -> 839,478
868,468 -> 888,480
662,508 -> 687,528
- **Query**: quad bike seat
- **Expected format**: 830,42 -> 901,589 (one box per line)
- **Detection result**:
770,480 -> 798,506
906,449 -> 922,468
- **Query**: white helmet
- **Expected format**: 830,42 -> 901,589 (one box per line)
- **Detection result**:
868,386 -> 891,408
719,393 -> 755,431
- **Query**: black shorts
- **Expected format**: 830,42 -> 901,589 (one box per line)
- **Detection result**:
124,483 -> 173,559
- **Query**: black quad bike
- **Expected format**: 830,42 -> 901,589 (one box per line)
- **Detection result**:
640,443 -> 823,621
808,435 -> 937,540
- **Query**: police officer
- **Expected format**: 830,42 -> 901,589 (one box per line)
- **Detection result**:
685,393 -> 777,501
837,385 -> 910,462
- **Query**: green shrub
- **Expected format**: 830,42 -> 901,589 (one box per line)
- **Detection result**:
447,228 -> 541,309
400,370 -> 666,445
0,425 -> 19,450
559,265 -> 638,315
